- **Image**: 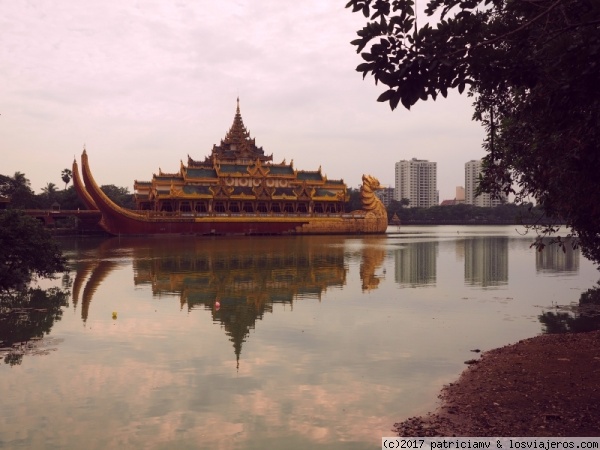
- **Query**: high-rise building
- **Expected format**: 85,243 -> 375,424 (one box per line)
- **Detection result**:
464,159 -> 507,207
394,158 -> 438,208
375,187 -> 395,208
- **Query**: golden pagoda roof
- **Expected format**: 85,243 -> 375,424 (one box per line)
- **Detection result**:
190,98 -> 273,166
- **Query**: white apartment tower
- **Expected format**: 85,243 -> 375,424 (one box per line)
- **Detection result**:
394,158 -> 438,208
465,159 -> 508,207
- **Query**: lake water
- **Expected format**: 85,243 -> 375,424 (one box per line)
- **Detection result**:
1,225 -> 598,449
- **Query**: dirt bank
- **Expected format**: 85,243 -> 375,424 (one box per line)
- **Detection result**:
394,331 -> 600,436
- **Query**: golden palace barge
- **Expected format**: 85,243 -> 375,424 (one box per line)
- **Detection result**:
74,100 -> 387,236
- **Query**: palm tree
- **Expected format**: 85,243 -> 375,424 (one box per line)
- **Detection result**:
42,183 -> 58,196
41,182 -> 59,209
0,172 -> 36,208
11,171 -> 31,191
61,169 -> 72,190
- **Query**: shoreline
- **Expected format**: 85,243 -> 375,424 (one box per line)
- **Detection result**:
393,331 -> 600,437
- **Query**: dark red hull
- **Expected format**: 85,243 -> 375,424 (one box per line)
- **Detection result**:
79,150 -> 388,236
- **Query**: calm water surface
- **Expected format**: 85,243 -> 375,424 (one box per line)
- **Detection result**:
1,226 -> 598,449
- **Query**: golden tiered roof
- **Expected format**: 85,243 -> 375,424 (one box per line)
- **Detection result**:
133,99 -> 349,213
189,98 -> 273,166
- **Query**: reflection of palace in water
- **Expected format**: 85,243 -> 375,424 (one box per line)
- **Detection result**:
535,238 -> 580,273
358,238 -> 387,291
464,237 -> 508,287
71,236 -> 387,365
71,256 -> 120,325
394,242 -> 438,287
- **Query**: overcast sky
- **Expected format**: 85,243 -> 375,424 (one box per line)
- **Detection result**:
1,0 -> 486,201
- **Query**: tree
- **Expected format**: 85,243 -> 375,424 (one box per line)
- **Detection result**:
61,169 -> 72,190
346,0 -> 600,264
55,186 -> 86,210
0,210 -> 67,291
0,172 -> 38,209
40,182 -> 59,208
345,187 -> 363,212
41,182 -> 58,196
100,184 -> 135,209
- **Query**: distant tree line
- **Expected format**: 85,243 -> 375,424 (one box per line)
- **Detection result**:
386,201 -> 549,225
0,171 -> 135,210
2,172 -> 547,226
345,187 -> 548,225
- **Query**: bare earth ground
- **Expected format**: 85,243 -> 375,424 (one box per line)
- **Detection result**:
394,331 -> 600,437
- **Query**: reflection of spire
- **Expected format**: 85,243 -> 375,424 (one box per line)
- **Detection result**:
81,261 -> 119,323
211,296 -> 272,368
128,235 -> 348,365
71,237 -> 128,323
73,235 -> 348,365
71,260 -> 97,309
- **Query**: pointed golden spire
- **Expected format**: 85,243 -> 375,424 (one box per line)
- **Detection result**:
208,99 -> 272,163
224,98 -> 250,144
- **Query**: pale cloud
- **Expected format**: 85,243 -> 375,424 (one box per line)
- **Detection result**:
1,0 -> 485,200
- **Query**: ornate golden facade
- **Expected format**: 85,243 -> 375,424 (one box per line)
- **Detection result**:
75,99 -> 387,235
134,99 -> 348,216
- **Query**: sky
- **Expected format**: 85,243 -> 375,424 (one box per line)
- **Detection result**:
1,0 -> 486,201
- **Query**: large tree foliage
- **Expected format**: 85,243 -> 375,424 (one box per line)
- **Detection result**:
100,184 -> 136,209
0,172 -> 39,209
346,0 -> 600,263
0,210 -> 67,291
0,171 -> 135,210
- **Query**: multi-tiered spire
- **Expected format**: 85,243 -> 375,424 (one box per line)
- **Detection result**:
222,98 -> 251,146
211,98 -> 271,162
188,98 -> 273,166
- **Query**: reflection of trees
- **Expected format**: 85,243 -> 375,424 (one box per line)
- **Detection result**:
539,285 -> 600,333
0,287 -> 69,365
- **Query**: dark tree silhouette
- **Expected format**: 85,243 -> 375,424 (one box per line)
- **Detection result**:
347,0 -> 600,264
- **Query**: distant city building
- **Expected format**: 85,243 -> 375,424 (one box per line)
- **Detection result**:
465,159 -> 508,207
440,199 -> 458,206
375,187 -> 395,208
455,186 -> 465,202
394,158 -> 438,208
441,186 -> 465,206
